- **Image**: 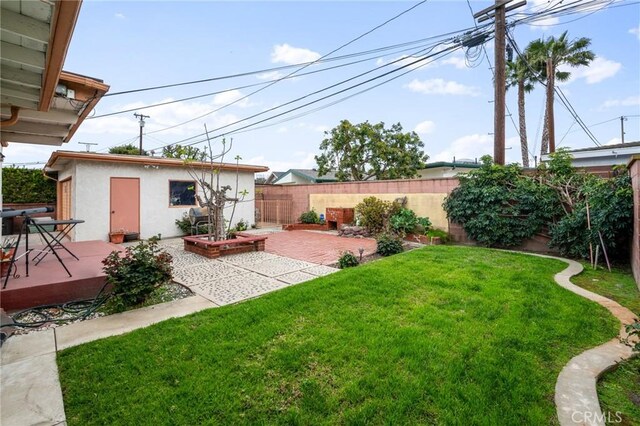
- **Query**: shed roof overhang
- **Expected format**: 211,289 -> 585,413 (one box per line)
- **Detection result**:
0,0 -> 109,147
45,151 -> 270,174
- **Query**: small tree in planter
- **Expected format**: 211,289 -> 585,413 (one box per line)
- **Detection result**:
180,129 -> 248,242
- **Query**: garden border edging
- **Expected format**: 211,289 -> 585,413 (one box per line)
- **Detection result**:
520,252 -> 638,426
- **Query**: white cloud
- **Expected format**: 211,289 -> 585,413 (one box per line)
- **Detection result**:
3,143 -> 58,167
630,26 -> 640,40
570,57 -> 621,84
600,95 -> 640,109
212,90 -> 252,107
432,134 -> 520,164
525,0 -> 560,29
376,54 -> 436,70
256,70 -> 286,81
405,78 -> 480,96
115,13 -> 125,19
414,120 -> 435,135
271,44 -> 320,65
440,56 -> 468,69
247,152 -> 316,173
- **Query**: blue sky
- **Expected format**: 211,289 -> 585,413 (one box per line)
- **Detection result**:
9,0 -> 640,173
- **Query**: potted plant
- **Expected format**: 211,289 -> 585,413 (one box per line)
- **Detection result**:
109,229 -> 126,244
1,236 -> 17,277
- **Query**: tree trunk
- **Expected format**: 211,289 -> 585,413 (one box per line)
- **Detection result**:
540,108 -> 549,156
517,79 -> 530,167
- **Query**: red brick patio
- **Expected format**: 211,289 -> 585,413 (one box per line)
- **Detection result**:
264,230 -> 377,264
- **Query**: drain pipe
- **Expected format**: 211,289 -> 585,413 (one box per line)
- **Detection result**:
0,107 -> 20,128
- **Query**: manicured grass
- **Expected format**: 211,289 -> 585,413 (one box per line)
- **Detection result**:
571,264 -> 640,426
58,246 -> 619,425
572,264 -> 640,315
598,357 -> 640,426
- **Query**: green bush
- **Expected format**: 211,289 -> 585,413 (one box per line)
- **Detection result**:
2,166 -> 56,203
355,197 -> 401,235
102,237 -> 173,312
109,144 -> 148,156
175,214 -> 209,235
443,156 -> 557,247
299,209 -> 320,224
427,228 -> 450,243
235,219 -> 249,232
390,208 -> 418,236
376,233 -> 404,256
338,251 -> 359,269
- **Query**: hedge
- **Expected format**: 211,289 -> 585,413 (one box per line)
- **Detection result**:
2,166 -> 56,203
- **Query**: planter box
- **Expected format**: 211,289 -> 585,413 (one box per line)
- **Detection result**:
282,223 -> 328,231
183,233 -> 267,259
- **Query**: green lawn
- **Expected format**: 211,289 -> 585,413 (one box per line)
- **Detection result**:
571,264 -> 640,425
58,246 -> 619,425
572,264 -> 640,315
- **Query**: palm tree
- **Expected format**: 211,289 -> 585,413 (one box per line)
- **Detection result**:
506,54 -> 535,167
527,31 -> 595,156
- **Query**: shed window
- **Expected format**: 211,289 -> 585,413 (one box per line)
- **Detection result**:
169,181 -> 196,206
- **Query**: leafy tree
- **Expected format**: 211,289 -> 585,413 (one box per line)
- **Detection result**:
162,144 -> 206,161
315,120 -> 428,181
527,32 -> 594,156
109,143 -> 148,156
2,166 -> 56,203
506,53 -> 536,167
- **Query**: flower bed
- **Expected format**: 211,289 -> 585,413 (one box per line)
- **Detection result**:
282,223 -> 328,231
183,233 -> 267,259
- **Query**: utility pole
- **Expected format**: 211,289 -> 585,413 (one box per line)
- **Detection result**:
620,116 -> 627,144
474,0 -> 526,165
133,113 -> 150,155
546,58 -> 555,154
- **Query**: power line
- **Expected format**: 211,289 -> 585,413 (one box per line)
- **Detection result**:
152,43 -> 464,151
144,1 -> 430,137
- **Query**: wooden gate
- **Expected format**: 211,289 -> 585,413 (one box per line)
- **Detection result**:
255,199 -> 293,225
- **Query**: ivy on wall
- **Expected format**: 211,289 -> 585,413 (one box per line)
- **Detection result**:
2,166 -> 56,203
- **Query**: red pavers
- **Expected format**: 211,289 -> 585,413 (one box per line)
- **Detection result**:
265,230 -> 377,265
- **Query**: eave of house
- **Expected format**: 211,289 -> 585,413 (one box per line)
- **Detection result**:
0,0 -> 109,147
45,151 -> 270,174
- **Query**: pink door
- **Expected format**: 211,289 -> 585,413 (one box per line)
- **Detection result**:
110,177 -> 140,233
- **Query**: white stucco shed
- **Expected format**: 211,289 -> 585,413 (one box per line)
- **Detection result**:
44,151 -> 268,242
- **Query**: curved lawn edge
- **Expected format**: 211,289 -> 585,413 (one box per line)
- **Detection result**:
519,253 -> 638,426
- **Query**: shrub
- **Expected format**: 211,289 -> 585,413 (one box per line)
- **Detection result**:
338,251 -> 359,269
175,214 -> 209,235
427,228 -> 450,243
299,209 -> 320,224
376,233 -> 404,256
102,237 -> 173,312
355,197 -> 401,235
2,166 -> 56,203
443,156 -> 557,247
390,208 -> 418,236
235,219 -> 249,232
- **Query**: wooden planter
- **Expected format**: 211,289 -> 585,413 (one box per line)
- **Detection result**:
183,233 -> 267,259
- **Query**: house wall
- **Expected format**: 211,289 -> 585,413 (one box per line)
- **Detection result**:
67,160 -> 255,242
274,172 -> 309,185
416,167 -> 476,179
629,157 -> 640,289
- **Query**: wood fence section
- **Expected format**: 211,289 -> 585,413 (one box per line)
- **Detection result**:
255,199 -> 294,225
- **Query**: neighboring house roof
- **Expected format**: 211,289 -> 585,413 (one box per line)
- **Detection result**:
0,0 -> 109,147
44,151 -> 270,173
265,171 -> 285,184
273,169 -> 341,184
420,161 -> 482,170
540,142 -> 640,167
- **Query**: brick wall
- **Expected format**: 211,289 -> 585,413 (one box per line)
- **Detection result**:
629,157 -> 640,289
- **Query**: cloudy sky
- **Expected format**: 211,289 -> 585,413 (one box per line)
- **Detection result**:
6,0 -> 640,174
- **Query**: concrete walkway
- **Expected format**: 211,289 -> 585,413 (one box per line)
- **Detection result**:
1,241 -> 338,426
540,256 -> 638,426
